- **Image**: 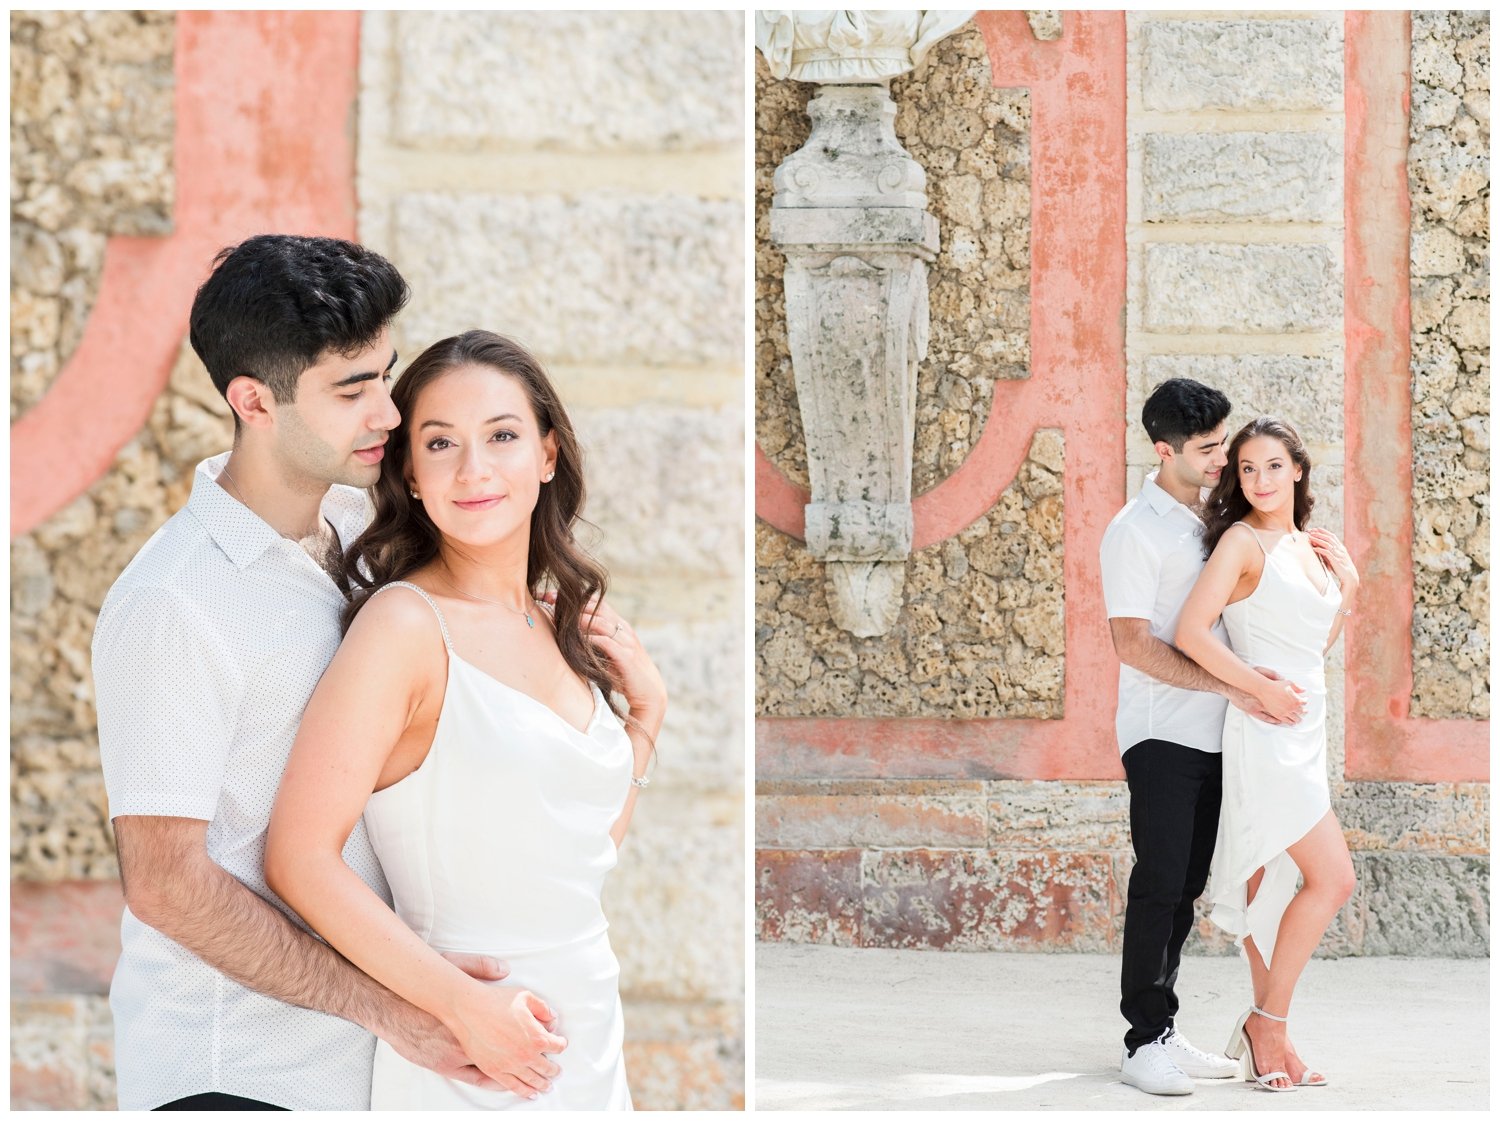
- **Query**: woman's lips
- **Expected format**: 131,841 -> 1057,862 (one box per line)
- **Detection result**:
454,496 -> 502,510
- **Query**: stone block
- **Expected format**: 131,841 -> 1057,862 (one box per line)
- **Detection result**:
860,849 -> 1116,951
1333,783 -> 1489,855
622,1000 -> 743,1110
1411,223 -> 1468,276
607,814 -> 742,1002
757,788 -> 989,849
388,12 -> 742,152
1139,355 -> 1344,450
1142,243 -> 1341,333
631,617 -> 743,789
573,404 -> 742,578
756,849 -> 863,946
1139,20 -> 1343,112
1142,131 -> 1341,223
10,994 -> 114,1110
391,193 -> 742,366
986,781 -> 1131,851
10,881 -> 123,995
1345,853 -> 1489,956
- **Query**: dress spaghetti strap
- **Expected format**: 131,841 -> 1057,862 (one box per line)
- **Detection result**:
1230,521 -> 1269,554
369,580 -> 453,653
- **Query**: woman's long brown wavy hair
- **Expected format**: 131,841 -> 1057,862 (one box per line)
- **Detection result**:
1200,416 -> 1315,558
340,330 -> 625,717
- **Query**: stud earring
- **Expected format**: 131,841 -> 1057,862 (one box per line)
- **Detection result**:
543,472 -> 555,483
410,489 -> 420,500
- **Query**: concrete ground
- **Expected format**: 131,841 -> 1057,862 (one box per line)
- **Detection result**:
755,944 -> 1490,1111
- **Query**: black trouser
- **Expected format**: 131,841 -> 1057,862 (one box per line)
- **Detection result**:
1120,738 -> 1222,1053
156,1093 -> 286,1111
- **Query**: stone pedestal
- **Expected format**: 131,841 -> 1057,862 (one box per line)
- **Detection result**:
769,82 -> 942,637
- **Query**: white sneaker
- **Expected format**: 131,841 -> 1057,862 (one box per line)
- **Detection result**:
1120,1038 -> 1194,1096
1160,1025 -> 1240,1079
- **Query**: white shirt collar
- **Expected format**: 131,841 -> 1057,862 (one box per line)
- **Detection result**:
187,452 -> 369,571
1142,469 -> 1205,522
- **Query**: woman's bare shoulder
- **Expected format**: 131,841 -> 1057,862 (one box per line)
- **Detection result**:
340,583 -> 450,672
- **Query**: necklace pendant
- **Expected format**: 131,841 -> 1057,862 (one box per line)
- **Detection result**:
525,613 -> 535,628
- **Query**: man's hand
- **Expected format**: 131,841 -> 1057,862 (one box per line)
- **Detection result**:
447,984 -> 568,1100
1249,666 -> 1307,724
1228,667 -> 1306,726
372,953 -> 557,1096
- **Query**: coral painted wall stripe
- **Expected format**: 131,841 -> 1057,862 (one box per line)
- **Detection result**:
758,11 -> 1130,780
1342,11 -> 1488,781
11,12 -> 360,538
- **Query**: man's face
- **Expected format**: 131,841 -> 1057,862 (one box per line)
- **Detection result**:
1157,422 -> 1228,491
269,329 -> 401,491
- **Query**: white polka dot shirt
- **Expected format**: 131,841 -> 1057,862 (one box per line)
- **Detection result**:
93,452 -> 390,1111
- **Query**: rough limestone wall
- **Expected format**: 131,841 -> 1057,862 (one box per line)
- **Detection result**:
1121,11 -> 1485,956
1408,10 -> 1489,720
756,14 -> 1488,958
357,13 -> 745,1108
9,12 -> 212,1109
755,28 -> 1060,720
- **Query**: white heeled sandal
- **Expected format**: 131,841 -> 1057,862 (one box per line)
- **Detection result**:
1224,1006 -> 1297,1092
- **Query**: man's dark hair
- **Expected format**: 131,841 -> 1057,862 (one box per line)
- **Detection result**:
1141,377 -> 1231,451
188,234 -> 410,407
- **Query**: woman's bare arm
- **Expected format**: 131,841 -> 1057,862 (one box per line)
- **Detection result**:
265,588 -> 563,1098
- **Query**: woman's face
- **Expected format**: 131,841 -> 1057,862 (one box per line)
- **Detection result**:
1236,433 -> 1301,517
404,363 -> 558,551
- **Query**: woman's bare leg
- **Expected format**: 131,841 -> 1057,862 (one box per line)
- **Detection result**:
1244,811 -> 1355,1088
1241,871 -> 1319,1082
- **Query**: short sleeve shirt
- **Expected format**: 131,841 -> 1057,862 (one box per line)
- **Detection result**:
94,452 -> 390,1111
1098,470 -> 1229,756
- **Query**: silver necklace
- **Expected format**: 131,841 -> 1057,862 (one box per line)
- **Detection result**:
435,571 -> 537,628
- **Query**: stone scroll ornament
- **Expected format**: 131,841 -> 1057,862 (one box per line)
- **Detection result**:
756,10 -> 973,636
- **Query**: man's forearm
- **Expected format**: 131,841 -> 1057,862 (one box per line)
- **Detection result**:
1122,632 -> 1239,698
135,855 -> 391,1033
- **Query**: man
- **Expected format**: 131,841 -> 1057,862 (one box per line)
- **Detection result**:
93,235 -> 561,1110
1099,378 -> 1305,1095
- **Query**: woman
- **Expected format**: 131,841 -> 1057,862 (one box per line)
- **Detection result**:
1175,417 -> 1357,1092
266,330 -> 665,1109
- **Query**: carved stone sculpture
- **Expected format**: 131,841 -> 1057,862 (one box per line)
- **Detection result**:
758,10 -> 972,636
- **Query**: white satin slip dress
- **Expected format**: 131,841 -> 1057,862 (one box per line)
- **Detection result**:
361,581 -> 634,1111
1207,524 -> 1341,970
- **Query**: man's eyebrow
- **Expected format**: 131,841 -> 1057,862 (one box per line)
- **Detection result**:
330,350 -> 399,388
419,413 -> 523,431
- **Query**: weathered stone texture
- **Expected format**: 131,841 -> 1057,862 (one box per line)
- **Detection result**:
607,811 -> 743,1003
862,849 -> 1116,951
390,193 -> 743,367
1138,19 -> 1343,113
10,11 -> 175,419
1135,355 -> 1344,452
1142,243 -> 1342,333
1142,131 -> 1342,223
1347,853 -> 1489,956
756,850 -> 864,947
12,342 -> 232,884
574,405 -> 742,578
631,618 -> 743,790
757,778 -> 1489,955
757,432 -> 1065,719
10,996 -> 116,1110
756,29 -> 1032,495
389,11 -> 742,152
1409,9 -> 1489,719
623,1001 -> 744,1111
